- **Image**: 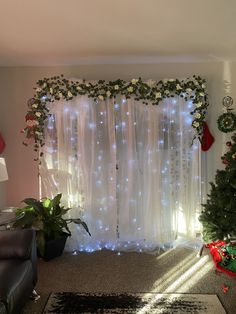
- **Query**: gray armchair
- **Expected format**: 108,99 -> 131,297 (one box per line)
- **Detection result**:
0,229 -> 38,314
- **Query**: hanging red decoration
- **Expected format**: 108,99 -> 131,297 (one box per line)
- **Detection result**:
0,133 -> 5,154
201,122 -> 215,151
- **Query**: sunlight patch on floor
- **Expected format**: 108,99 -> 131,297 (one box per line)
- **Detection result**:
137,255 -> 211,314
150,252 -> 198,290
163,255 -> 210,292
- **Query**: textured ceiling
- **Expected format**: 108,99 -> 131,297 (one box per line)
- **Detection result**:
0,0 -> 235,66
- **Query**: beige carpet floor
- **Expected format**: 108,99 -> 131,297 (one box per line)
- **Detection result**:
23,247 -> 236,313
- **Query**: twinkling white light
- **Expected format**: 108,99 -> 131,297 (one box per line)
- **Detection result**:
185,117 -> 192,125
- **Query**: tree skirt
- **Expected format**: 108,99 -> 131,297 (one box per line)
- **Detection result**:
206,240 -> 236,277
43,292 -> 226,314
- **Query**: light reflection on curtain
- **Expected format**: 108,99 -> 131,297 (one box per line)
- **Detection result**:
40,94 -> 202,252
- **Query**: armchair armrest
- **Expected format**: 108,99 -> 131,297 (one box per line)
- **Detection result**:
0,229 -> 37,284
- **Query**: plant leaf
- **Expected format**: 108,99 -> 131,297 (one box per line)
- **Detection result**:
51,193 -> 62,207
13,212 -> 36,229
72,219 -> 91,236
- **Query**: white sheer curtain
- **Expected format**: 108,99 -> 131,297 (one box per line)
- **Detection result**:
40,93 -> 202,252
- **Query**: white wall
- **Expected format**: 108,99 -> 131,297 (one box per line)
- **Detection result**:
0,62 -> 234,207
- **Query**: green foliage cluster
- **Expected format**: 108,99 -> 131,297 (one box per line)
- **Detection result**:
199,133 -> 236,242
13,193 -> 90,255
22,75 -> 209,159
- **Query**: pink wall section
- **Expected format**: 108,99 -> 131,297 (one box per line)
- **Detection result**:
0,62 -> 233,207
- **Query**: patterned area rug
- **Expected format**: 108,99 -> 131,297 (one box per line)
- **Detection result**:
43,292 -> 226,313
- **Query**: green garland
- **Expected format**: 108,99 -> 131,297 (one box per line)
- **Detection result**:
22,75 -> 209,158
217,112 -> 236,133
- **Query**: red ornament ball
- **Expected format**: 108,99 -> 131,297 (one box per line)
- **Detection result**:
226,141 -> 232,147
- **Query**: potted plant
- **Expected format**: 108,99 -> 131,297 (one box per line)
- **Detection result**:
13,193 -> 91,261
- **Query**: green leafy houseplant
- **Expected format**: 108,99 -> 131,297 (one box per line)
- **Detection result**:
13,193 -> 91,257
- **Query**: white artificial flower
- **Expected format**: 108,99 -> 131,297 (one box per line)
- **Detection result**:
131,79 -> 138,84
26,120 -> 39,127
196,102 -> 202,108
163,79 -> 168,84
176,84 -> 182,90
98,95 -> 104,100
155,92 -> 162,99
35,112 -> 41,117
199,92 -> 205,96
169,79 -> 175,82
202,84 -> 205,88
59,92 -> 63,98
164,90 -> 170,94
32,104 -> 38,109
76,85 -> 82,90
127,87 -> 134,93
114,85 -> 119,90
194,112 -> 201,119
146,80 -> 156,87
36,88 -> 42,93
186,88 -> 192,93
106,91 -> 111,97
35,131 -> 42,136
67,91 -> 73,97
43,83 -> 47,88
193,121 -> 200,128
50,88 -> 53,94
86,84 -> 90,87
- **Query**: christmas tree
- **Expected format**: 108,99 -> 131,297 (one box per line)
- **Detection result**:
199,133 -> 236,243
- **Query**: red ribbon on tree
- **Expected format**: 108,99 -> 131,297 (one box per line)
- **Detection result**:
201,122 -> 215,151
0,133 -> 5,154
